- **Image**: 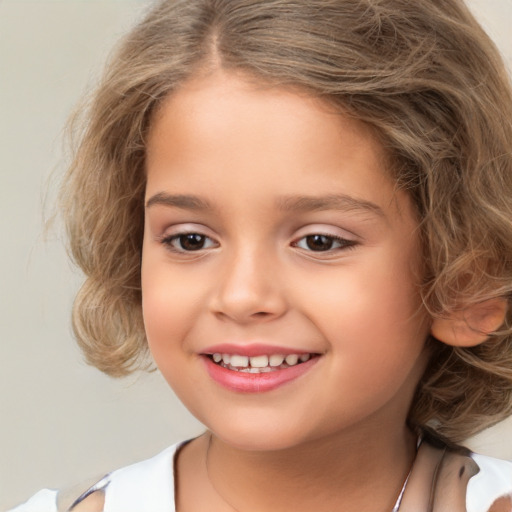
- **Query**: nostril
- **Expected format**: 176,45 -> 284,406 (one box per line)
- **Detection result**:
210,279 -> 288,323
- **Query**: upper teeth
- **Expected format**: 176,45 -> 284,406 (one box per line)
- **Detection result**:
211,353 -> 311,368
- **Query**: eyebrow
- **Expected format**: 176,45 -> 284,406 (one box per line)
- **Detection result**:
146,193 -> 213,210
146,192 -> 385,218
276,194 -> 385,218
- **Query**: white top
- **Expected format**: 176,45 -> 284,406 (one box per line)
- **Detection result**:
9,440 -> 512,512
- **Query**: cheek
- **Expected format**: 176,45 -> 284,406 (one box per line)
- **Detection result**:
296,247 -> 428,361
142,291 -> 173,344
140,250 -> 208,363
303,258 -> 422,326
141,261 -> 207,410
141,251 -> 181,354
141,277 -> 192,390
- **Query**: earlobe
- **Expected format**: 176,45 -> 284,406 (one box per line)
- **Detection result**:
430,297 -> 508,347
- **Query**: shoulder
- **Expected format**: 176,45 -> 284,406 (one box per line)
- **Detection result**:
89,441 -> 183,512
403,436 -> 512,512
6,477 -> 108,512
7,489 -> 58,512
7,441 -> 187,512
467,452 -> 512,512
67,491 -> 105,512
438,445 -> 512,512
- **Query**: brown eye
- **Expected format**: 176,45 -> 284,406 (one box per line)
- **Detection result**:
163,233 -> 217,252
179,234 -> 207,250
294,234 -> 357,253
305,235 -> 335,251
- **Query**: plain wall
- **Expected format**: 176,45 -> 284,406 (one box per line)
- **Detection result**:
1,0 -> 512,509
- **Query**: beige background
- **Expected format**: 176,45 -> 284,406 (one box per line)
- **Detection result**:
1,0 -> 512,509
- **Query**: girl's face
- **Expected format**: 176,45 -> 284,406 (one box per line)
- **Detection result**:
142,71 -> 431,451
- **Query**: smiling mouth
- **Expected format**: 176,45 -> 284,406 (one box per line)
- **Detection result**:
206,353 -> 317,373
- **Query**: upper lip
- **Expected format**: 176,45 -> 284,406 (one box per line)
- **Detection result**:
200,343 -> 317,357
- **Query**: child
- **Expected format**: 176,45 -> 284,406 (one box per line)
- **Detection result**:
11,0 -> 512,511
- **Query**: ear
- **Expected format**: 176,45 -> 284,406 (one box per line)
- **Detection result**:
430,297 -> 508,347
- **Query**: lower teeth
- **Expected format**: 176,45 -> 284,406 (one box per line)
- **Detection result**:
242,367 -> 272,373
216,361 -> 296,372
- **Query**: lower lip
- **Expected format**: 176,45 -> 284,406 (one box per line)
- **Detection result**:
202,356 -> 319,393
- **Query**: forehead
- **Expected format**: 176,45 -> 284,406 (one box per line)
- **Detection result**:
145,70 -> 407,219
148,70 -> 381,155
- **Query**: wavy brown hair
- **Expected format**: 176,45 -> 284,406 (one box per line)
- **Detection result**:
62,0 -> 512,442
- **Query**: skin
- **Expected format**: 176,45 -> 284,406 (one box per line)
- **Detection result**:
141,70 -> 432,512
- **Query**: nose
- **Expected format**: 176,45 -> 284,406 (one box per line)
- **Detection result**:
209,246 -> 288,324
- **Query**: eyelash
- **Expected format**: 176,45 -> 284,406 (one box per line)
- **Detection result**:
161,232 -> 218,252
292,234 -> 358,253
160,232 -> 357,254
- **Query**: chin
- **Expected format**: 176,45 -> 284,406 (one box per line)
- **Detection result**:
213,428 -> 307,452
201,414 -> 327,453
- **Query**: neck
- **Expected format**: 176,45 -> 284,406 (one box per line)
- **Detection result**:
200,424 -> 417,512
